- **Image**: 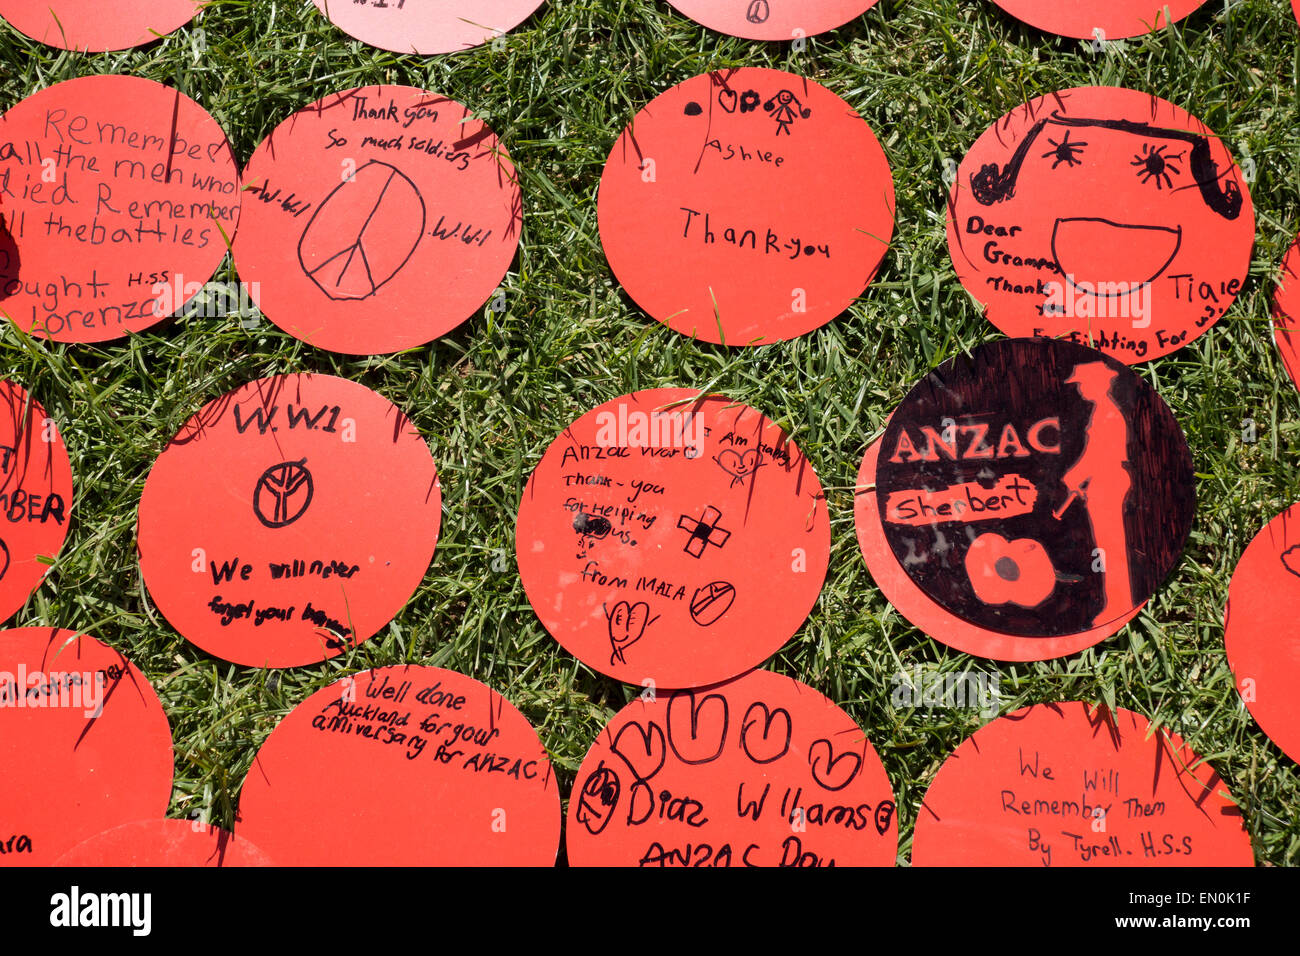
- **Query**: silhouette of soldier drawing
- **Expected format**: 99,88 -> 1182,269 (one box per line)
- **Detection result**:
1055,361 -> 1134,627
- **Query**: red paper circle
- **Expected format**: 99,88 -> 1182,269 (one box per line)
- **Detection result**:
311,0 -> 545,54
0,382 -> 73,625
516,388 -> 830,688
875,339 -> 1194,639
854,428 -> 1142,661
0,0 -> 203,52
233,86 -> 521,355
665,0 -> 881,41
0,75 -> 241,343
237,666 -> 560,865
138,373 -> 440,668
1224,504 -> 1300,764
55,819 -> 273,866
946,86 -> 1253,364
0,628 -> 173,866
987,0 -> 1211,40
1272,236 -> 1300,393
567,668 -> 897,866
912,702 -> 1253,866
598,68 -> 895,345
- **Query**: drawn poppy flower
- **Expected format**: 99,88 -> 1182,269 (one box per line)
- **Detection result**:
965,532 -> 1055,608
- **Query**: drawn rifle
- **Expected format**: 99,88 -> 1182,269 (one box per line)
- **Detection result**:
1054,488 -> 1081,520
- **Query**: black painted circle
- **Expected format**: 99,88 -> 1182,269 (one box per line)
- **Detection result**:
874,338 -> 1194,637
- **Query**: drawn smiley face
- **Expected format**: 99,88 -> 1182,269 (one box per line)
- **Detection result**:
665,0 -> 883,42
947,86 -> 1254,364
714,447 -> 763,486
574,760 -> 622,836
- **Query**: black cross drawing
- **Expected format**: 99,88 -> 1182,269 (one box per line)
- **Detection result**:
677,506 -> 732,558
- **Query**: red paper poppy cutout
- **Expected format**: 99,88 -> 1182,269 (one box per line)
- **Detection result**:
946,86 -> 1253,364
912,702 -> 1253,866
1224,504 -> 1300,765
0,628 -> 173,865
875,338 -> 1193,638
237,666 -> 560,865
233,86 -> 521,355
988,0 -> 1210,40
1272,236 -> 1300,393
55,819 -> 273,866
0,382 -> 73,625
516,388 -> 830,688
567,668 -> 896,866
666,0 -> 880,41
0,0 -> 203,52
854,430 -> 1141,661
0,75 -> 239,343
138,374 -> 440,668
598,68 -> 895,346
311,0 -> 545,54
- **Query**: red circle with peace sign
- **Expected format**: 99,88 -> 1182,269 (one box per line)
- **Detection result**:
665,0 -> 881,40
138,374 -> 441,668
233,86 -> 521,355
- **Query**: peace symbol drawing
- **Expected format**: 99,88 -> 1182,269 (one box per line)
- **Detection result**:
253,460 -> 315,529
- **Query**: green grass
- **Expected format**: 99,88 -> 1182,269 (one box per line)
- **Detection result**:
1,0 -> 1298,866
